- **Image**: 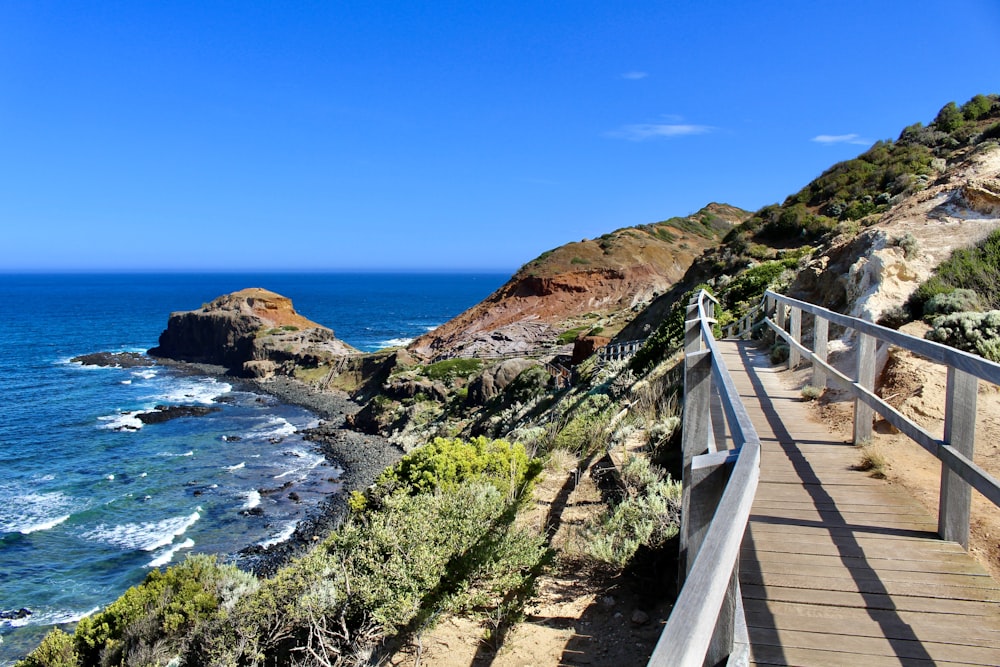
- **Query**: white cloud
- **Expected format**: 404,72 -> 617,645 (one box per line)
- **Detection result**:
608,123 -> 712,141
811,133 -> 871,146
622,71 -> 648,80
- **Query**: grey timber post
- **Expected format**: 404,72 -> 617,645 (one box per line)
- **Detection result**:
853,332 -> 876,445
813,316 -> 829,389
775,300 -> 786,334
679,299 -> 713,586
940,367 -> 978,547
686,450 -> 738,666
789,307 -> 802,369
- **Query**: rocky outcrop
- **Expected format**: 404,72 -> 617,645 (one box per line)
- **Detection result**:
572,335 -> 611,365
149,288 -> 358,376
72,352 -> 155,368
409,204 -> 749,360
789,145 -> 1000,323
467,358 -> 539,404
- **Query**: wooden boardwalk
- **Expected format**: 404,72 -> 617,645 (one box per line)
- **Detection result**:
718,339 -> 1000,666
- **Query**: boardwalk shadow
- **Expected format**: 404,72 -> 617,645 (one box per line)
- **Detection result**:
736,340 -> 935,664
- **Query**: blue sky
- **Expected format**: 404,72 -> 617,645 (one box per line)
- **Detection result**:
2,1 -> 998,272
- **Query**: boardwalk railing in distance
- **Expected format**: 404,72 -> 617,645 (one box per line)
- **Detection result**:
597,338 -> 644,362
648,290 -> 761,667
739,289 -> 1000,549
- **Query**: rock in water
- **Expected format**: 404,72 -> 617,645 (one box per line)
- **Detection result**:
71,351 -> 155,368
148,288 -> 357,375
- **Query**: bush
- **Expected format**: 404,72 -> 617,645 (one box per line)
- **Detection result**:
422,358 -> 483,383
553,393 -> 613,453
374,436 -> 542,501
584,456 -> 681,567
923,288 -> 983,318
16,629 -> 78,667
910,229 -> 1000,316
925,310 -> 1000,362
876,305 -> 911,329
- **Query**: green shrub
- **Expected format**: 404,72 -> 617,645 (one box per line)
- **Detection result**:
374,436 -> 542,501
893,232 -> 920,259
584,456 -> 681,567
422,358 -> 483,382
923,288 -> 983,318
16,629 -> 78,667
553,393 -> 613,453
557,326 -> 591,345
910,229 -> 1000,316
925,310 -> 1000,362
20,555 -> 254,667
770,343 -> 789,364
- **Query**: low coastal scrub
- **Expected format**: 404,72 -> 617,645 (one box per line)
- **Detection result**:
19,438 -> 548,667
925,311 -> 1000,362
910,228 -> 1000,316
584,455 -> 681,567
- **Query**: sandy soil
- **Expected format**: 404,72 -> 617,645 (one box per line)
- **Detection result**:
387,449 -> 673,667
803,325 -> 1000,580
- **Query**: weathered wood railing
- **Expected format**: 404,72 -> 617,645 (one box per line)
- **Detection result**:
737,289 -> 1000,548
648,290 -> 761,667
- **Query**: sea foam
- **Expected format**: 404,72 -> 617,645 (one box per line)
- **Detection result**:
147,537 -> 195,568
0,489 -> 78,536
82,509 -> 201,552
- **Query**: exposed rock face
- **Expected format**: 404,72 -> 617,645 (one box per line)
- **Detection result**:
149,288 -> 357,375
467,358 -> 538,404
572,335 -> 611,365
789,145 -> 1000,323
409,203 -> 748,360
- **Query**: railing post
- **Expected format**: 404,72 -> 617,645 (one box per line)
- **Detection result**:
940,368 -> 978,547
775,300 -> 786,333
789,307 -> 802,369
686,450 -> 739,666
853,332 -> 876,445
680,301 -> 713,586
813,316 -> 829,389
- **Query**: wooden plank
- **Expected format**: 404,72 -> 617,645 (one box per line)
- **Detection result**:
744,558 -> 995,588
740,570 -> 1000,602
745,600 -> 1000,646
747,626 -> 1000,664
745,536 -> 972,560
749,643 -> 971,666
746,549 -> 990,575
741,583 -> 1000,617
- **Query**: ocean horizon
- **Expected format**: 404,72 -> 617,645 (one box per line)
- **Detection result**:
0,271 -> 509,663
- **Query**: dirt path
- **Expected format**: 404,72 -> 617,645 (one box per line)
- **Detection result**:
388,450 -> 673,666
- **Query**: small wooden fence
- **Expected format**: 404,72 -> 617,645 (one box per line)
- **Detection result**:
648,290 -> 761,667
734,289 -> 1000,548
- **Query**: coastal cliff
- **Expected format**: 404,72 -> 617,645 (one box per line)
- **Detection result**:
149,288 -> 358,377
409,203 -> 748,359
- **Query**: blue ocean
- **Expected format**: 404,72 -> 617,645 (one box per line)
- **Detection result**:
0,272 -> 507,663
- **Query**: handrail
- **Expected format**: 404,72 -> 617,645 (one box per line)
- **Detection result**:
761,289 -> 1000,547
648,290 -> 761,667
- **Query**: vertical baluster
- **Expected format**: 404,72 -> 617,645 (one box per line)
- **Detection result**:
940,368 -> 978,547
789,307 -> 801,369
853,332 -> 876,445
813,316 -> 828,389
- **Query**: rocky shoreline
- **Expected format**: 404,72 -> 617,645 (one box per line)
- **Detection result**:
141,357 -> 403,575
